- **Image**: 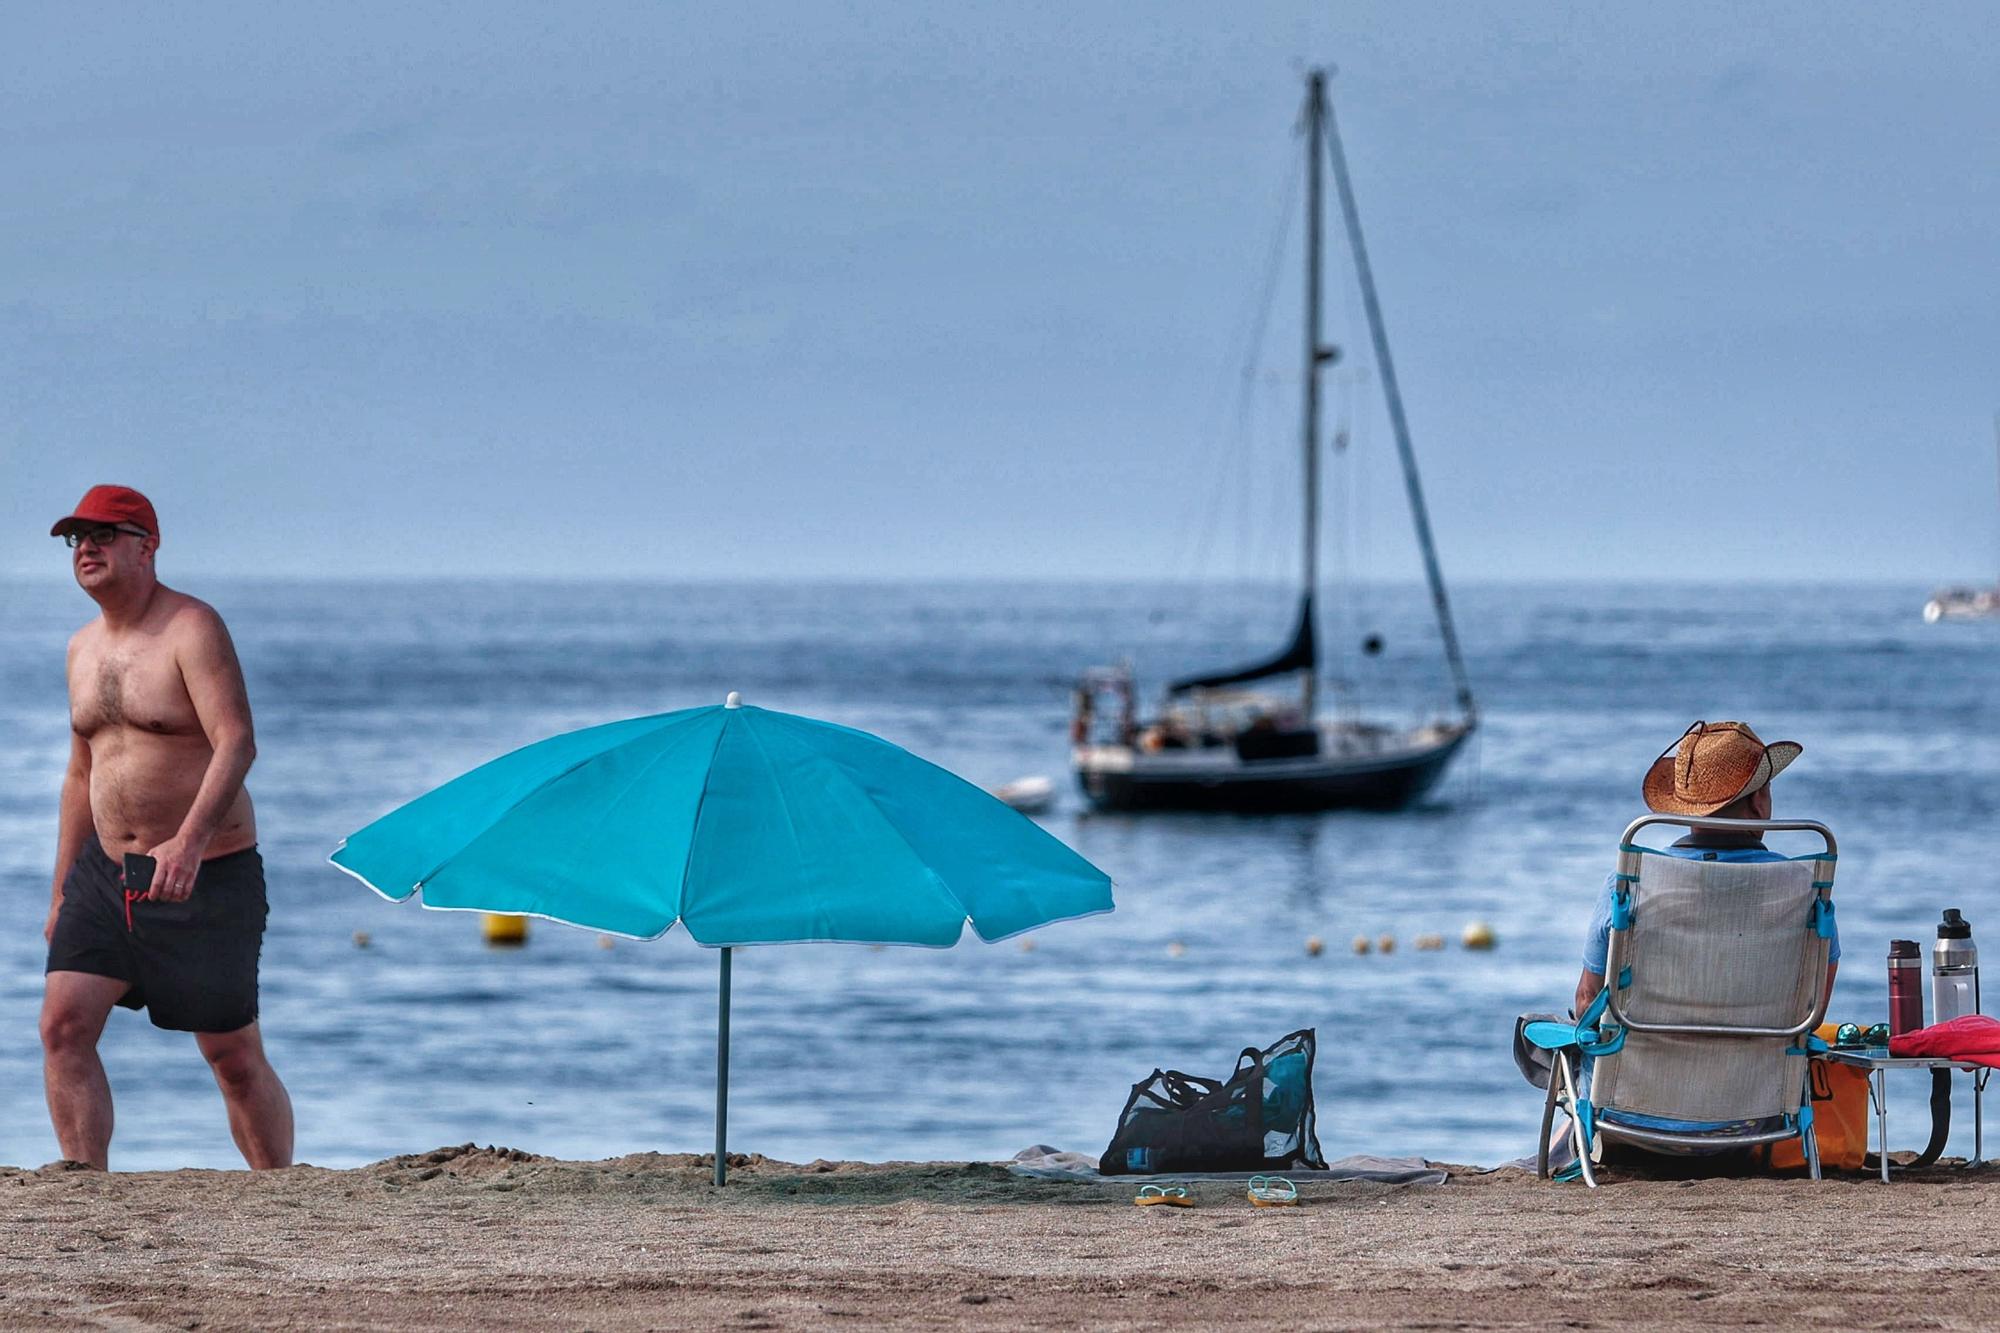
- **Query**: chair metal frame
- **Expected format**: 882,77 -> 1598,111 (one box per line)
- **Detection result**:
1536,814 -> 1837,1187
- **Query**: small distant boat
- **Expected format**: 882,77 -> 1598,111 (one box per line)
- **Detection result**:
1922,415 -> 2000,623
1071,70 -> 1475,814
992,775 -> 1056,815
1925,588 -> 2000,623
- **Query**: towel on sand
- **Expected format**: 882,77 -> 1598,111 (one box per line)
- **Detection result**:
1006,1145 -> 1448,1186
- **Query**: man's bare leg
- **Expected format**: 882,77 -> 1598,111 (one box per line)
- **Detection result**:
196,1023 -> 293,1169
41,971 -> 131,1169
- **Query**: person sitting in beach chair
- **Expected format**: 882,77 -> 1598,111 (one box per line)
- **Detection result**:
1574,722 -> 1840,1023
1527,721 -> 1841,1185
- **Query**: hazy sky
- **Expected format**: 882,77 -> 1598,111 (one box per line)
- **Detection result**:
3,2 -> 1995,582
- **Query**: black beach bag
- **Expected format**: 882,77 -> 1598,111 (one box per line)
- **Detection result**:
1099,1029 -> 1327,1175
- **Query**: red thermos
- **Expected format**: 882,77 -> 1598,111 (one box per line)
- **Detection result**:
1888,939 -> 1925,1035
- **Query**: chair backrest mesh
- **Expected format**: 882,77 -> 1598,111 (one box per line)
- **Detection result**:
1591,853 -> 1828,1124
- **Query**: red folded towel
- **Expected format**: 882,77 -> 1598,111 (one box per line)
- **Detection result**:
1889,1014 -> 2000,1067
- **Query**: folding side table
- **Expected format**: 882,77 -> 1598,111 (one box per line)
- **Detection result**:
1821,1048 -> 1989,1184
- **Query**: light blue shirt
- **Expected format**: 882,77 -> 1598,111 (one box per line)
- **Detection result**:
1581,840 -> 1840,976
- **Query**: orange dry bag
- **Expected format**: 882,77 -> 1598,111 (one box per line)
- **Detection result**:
1763,1023 -> 1870,1172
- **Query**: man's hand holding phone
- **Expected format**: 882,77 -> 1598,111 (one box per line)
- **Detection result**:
122,852 -> 158,900
139,837 -> 203,902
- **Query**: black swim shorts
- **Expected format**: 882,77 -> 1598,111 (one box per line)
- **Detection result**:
46,835 -> 269,1033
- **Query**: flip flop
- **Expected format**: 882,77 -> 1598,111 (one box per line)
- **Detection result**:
1134,1184 -> 1194,1208
1247,1175 -> 1299,1207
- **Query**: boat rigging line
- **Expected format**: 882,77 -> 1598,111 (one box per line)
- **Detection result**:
1323,77 -> 1477,725
1179,141 -> 1302,590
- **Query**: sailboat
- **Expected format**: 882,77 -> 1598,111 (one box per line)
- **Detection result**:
1922,414 -> 2000,623
1071,69 -> 1476,813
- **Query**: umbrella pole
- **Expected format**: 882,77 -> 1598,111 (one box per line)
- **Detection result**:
714,946 -> 732,1186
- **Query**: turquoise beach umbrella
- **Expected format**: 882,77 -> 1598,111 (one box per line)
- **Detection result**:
330,693 -> 1113,1181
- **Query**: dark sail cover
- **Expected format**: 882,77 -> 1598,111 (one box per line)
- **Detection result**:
1168,595 -> 1316,694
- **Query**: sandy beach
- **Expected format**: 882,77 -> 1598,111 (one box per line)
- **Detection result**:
2,1146 -> 1995,1330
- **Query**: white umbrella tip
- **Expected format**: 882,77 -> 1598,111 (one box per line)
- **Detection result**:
725,691 -> 742,709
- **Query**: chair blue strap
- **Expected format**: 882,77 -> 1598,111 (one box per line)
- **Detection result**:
1610,884 -> 1633,930
1811,897 -> 1836,939
1786,1034 -> 1830,1057
1625,847 -> 1835,861
1526,997 -> 1625,1055
1584,1034 -> 1623,1058
1573,987 -> 1626,1057
1582,1028 -> 1625,1058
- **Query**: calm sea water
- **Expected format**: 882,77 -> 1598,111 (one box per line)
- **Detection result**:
1,578 -> 1994,1171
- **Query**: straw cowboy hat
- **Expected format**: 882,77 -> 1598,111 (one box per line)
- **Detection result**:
1642,721 -> 1802,816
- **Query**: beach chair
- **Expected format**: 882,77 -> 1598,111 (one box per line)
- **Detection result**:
1527,815 -> 1838,1187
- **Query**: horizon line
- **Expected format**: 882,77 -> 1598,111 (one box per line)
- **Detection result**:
0,570 -> 1968,591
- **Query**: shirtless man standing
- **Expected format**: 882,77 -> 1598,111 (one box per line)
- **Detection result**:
42,485 -> 292,1170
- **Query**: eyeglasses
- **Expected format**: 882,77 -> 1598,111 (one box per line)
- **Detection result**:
62,525 -> 150,549
1834,1022 -> 1891,1047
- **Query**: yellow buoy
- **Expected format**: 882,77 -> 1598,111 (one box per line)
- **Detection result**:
1304,935 -> 1325,957
1461,921 -> 1497,951
1377,934 -> 1396,954
1414,933 -> 1445,952
1167,940 -> 1188,959
482,913 -> 529,947
352,930 -> 371,949
1019,936 -> 1037,953
597,934 -> 617,950
1351,935 -> 1372,955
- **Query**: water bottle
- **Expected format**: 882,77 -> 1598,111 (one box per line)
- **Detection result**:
1932,909 -> 1981,1023
1888,939 -> 1925,1035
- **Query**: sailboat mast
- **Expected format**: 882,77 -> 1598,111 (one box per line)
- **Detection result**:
1322,78 -> 1478,723
1299,71 -> 1326,720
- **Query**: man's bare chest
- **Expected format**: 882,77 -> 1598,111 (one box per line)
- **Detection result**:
70,642 -> 199,739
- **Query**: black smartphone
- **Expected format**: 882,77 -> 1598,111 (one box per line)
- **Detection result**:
121,852 -> 157,894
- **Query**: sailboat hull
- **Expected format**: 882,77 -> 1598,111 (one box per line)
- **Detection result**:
1073,723 -> 1471,813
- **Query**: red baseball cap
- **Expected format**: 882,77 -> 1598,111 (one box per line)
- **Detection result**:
50,485 -> 160,540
